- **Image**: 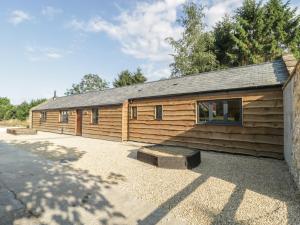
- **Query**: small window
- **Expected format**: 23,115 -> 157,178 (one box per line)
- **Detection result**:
92,108 -> 99,124
197,99 -> 242,125
40,112 -> 47,122
130,106 -> 137,120
155,105 -> 163,120
60,110 -> 68,123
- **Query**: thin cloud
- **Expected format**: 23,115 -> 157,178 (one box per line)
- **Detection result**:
68,0 -> 186,62
8,10 -> 31,25
25,46 -> 66,61
204,0 -> 243,28
41,6 -> 63,19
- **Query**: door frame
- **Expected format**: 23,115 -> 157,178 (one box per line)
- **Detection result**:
76,109 -> 83,136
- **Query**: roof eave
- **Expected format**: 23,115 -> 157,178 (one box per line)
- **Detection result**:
128,84 -> 284,101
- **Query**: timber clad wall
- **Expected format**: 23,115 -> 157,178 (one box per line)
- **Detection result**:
32,110 -> 76,135
33,106 -> 122,140
128,87 -> 284,158
82,105 -> 122,141
32,87 -> 284,158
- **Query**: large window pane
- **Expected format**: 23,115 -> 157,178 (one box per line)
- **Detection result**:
211,101 -> 224,122
198,102 -> 209,122
197,98 -> 242,125
227,99 -> 241,122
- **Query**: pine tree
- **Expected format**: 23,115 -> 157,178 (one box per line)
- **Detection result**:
113,68 -> 147,87
231,0 -> 266,66
263,0 -> 300,59
214,15 -> 237,67
167,2 -> 218,77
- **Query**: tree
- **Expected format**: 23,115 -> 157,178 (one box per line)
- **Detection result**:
113,68 -> 147,87
213,0 -> 300,67
0,97 -> 12,120
263,0 -> 300,60
213,15 -> 237,67
167,2 -> 218,77
132,68 -> 147,84
16,102 -> 30,121
65,74 -> 109,95
29,99 -> 47,109
4,106 -> 16,120
231,0 -> 266,66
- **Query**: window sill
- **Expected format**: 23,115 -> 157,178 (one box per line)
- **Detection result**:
196,121 -> 243,127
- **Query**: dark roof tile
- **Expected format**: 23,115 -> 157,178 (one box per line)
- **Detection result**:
34,59 -> 288,110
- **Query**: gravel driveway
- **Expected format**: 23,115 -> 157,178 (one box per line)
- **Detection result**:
0,130 -> 299,225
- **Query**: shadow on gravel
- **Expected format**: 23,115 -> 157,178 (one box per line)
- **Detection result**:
4,140 -> 84,162
0,140 -> 127,225
137,151 -> 300,225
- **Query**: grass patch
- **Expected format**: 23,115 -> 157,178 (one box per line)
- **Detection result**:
0,119 -> 29,127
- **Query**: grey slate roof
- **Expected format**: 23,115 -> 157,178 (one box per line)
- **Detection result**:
33,59 -> 288,111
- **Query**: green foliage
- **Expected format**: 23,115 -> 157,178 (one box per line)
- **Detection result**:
167,2 -> 219,77
213,15 -> 237,67
0,97 -> 12,120
16,102 -> 29,121
113,68 -> 147,87
170,0 -> 300,73
4,106 -> 16,120
0,97 -> 46,121
213,0 -> 300,67
65,74 -> 109,95
231,0 -> 266,65
263,0 -> 300,59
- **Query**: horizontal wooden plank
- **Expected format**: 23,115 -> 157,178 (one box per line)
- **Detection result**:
243,100 -> 283,108
129,128 -> 283,145
243,107 -> 283,115
244,122 -> 283,128
129,123 -> 283,135
129,136 -> 283,157
243,114 -> 283,123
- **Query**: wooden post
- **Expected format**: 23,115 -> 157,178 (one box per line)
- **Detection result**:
122,100 -> 129,142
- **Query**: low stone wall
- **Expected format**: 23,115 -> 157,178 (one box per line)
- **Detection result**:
283,61 -> 300,190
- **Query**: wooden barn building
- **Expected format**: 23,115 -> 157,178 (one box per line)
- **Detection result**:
31,58 -> 291,159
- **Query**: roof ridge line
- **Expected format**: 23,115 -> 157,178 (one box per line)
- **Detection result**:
48,59 -> 283,101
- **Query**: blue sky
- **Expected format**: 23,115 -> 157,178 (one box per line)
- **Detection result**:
0,0 -> 299,104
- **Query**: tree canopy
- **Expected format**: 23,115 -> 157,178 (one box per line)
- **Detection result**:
113,68 -> 147,87
0,98 -> 46,121
168,0 -> 300,75
65,74 -> 109,96
167,2 -> 218,77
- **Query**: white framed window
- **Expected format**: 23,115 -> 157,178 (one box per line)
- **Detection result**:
130,106 -> 137,120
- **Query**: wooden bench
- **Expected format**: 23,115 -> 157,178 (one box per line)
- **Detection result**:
6,128 -> 37,135
137,145 -> 201,169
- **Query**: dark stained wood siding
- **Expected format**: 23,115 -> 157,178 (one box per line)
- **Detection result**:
128,87 -> 284,158
32,110 -> 76,135
82,105 -> 122,141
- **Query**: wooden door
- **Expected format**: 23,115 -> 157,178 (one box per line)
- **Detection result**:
76,109 -> 82,136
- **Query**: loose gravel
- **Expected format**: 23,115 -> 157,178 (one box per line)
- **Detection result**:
1,131 -> 300,225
